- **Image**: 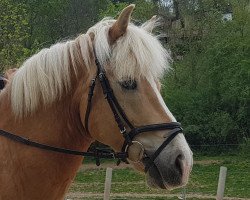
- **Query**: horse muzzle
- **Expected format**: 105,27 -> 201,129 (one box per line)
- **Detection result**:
143,147 -> 193,189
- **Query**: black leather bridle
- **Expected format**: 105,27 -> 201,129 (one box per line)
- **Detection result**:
84,55 -> 183,171
0,54 -> 183,172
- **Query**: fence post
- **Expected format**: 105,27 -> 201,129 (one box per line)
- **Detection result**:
178,187 -> 186,200
216,166 -> 227,200
104,167 -> 113,200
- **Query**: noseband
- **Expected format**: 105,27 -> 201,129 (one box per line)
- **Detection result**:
0,55 -> 183,172
84,55 -> 183,171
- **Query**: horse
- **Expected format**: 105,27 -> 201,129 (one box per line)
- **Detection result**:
0,4 -> 193,200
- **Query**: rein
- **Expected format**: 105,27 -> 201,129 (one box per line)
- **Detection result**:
0,129 -> 126,166
0,54 -> 183,171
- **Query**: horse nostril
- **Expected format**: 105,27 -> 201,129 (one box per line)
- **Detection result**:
175,154 -> 184,175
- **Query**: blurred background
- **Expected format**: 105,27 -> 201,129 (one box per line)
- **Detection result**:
1,1 -> 249,199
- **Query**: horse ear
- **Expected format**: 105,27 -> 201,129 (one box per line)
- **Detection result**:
109,4 -> 135,43
141,15 -> 159,33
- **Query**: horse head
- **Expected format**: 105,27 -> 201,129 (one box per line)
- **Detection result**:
78,5 -> 193,189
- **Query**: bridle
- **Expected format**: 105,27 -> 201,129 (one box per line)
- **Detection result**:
0,75 -> 5,90
84,55 -> 183,171
0,53 -> 183,172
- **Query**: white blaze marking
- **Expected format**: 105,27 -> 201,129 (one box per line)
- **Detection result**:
147,77 -> 193,185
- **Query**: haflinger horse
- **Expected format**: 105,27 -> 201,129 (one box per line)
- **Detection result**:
0,4 -> 193,200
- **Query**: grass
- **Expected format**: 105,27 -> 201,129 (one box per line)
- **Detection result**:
68,154 -> 250,199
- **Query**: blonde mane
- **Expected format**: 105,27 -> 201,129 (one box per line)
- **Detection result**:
88,18 -> 171,80
11,18 -> 171,117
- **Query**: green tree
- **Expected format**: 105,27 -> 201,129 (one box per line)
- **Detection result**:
12,0 -> 109,51
100,0 -> 156,22
162,0 -> 250,146
0,0 -> 29,71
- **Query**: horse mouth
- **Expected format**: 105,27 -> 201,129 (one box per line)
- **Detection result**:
143,159 -> 184,190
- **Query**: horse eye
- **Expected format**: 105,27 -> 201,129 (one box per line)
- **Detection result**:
119,80 -> 137,90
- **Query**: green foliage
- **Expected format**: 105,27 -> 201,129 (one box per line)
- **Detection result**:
0,0 -> 30,71
132,0 -> 157,21
162,1 -> 250,145
240,137 -> 250,157
0,0 -> 110,72
99,1 -> 129,19
99,0 -> 156,22
22,0 -> 108,49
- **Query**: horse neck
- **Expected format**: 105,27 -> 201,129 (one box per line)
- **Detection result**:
0,79 -> 91,148
0,80 -> 92,200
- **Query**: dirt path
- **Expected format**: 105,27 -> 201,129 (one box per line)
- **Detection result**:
66,192 -> 250,200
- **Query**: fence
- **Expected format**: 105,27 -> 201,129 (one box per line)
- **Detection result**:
66,144 -> 250,200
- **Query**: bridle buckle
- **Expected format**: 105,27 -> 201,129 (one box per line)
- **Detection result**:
111,152 -> 115,159
120,128 -> 126,134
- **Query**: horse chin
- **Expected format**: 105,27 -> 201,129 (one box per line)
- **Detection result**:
145,164 -> 166,189
145,163 -> 185,190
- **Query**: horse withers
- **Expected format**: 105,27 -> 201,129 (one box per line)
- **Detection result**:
0,4 -> 193,200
